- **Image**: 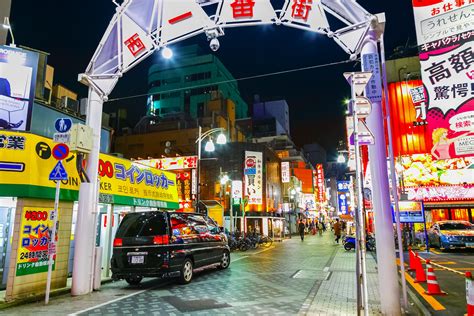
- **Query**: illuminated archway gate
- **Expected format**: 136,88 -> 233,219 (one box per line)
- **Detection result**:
73,1 -> 399,315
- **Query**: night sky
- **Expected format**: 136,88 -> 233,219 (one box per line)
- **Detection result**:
10,0 -> 416,158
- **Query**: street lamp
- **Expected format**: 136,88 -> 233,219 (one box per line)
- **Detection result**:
337,154 -> 346,164
2,17 -> 16,47
195,126 -> 227,213
161,46 -> 173,59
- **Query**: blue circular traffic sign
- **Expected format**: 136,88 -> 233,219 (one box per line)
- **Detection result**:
52,143 -> 70,160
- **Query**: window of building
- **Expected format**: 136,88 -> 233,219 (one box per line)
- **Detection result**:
162,77 -> 180,85
185,72 -> 211,82
451,208 -> 469,221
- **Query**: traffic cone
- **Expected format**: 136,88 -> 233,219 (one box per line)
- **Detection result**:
408,247 -> 417,271
414,254 -> 426,283
424,260 -> 447,295
467,272 -> 474,316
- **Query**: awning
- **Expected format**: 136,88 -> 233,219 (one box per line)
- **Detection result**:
424,202 -> 474,208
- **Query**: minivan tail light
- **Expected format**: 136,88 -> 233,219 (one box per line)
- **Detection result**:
153,235 -> 169,245
113,238 -> 123,247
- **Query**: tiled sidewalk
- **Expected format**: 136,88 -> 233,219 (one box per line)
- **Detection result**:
301,246 -> 382,316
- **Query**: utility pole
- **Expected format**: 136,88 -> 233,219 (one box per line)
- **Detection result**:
361,17 -> 401,315
72,87 -> 103,296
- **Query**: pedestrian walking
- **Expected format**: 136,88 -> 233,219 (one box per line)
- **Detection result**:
318,221 -> 323,236
298,220 -> 305,241
333,219 -> 342,244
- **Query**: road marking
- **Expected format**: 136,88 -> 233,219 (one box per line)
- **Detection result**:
430,249 -> 441,255
432,261 -> 455,265
231,256 -> 248,263
68,286 -> 154,315
253,246 -> 275,255
323,266 -> 330,272
404,272 -> 445,311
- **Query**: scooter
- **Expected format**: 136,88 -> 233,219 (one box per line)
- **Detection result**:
343,234 -> 376,251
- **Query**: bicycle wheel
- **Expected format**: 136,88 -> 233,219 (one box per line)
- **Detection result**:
262,236 -> 273,247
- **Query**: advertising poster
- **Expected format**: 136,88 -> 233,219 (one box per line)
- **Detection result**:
244,151 -> 263,205
16,207 -> 58,276
0,46 -> 39,131
396,154 -> 474,201
0,131 -> 179,208
176,171 -> 194,209
412,0 -> 473,45
391,201 -> 425,223
302,194 -> 316,211
138,156 -> 197,170
412,2 -> 474,159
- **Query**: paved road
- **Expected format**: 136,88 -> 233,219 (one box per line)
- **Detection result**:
1,233 -> 384,316
404,248 -> 474,315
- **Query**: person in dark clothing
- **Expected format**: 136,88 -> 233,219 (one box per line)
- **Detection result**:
298,220 -> 305,241
333,219 -> 342,244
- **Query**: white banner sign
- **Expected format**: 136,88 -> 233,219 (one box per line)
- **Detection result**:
244,151 -> 263,205
281,161 -> 290,183
231,180 -> 243,199
412,1 -> 473,45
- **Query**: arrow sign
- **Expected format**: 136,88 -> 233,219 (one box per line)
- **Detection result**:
355,96 -> 372,118
49,161 -> 68,181
357,120 -> 375,145
344,72 -> 373,96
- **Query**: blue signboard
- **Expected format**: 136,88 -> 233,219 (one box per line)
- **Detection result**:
54,118 -> 72,133
337,181 -> 351,193
338,192 -> 349,214
392,201 -> 425,223
49,161 -> 68,181
362,52 -> 383,102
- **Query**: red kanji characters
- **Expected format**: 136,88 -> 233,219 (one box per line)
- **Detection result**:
124,33 -> 146,57
442,2 -> 453,11
231,0 -> 255,18
292,0 -> 312,21
455,0 -> 465,7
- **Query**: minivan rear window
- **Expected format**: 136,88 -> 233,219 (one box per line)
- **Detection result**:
116,212 -> 167,237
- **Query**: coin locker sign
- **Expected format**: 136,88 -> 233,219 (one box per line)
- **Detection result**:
16,207 -> 58,276
0,131 -> 179,208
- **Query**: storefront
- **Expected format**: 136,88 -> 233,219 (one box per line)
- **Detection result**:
397,154 -> 474,228
0,131 -> 178,300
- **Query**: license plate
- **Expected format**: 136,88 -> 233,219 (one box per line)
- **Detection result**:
466,243 -> 474,247
131,256 -> 144,264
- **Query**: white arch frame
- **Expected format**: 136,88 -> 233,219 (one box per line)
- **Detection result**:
79,0 -> 374,97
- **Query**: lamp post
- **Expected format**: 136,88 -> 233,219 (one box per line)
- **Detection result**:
219,173 -> 232,232
2,17 -> 15,47
195,126 -> 227,214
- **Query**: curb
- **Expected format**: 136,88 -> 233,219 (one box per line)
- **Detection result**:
0,278 -> 114,311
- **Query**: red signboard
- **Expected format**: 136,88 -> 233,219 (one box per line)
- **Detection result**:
315,164 -> 326,203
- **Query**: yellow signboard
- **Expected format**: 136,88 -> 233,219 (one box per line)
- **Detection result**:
16,207 -> 58,276
0,131 -> 179,208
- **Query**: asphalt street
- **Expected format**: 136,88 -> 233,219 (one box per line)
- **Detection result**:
1,232 -> 370,316
404,248 -> 474,315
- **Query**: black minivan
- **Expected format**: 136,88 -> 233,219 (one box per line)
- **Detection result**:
111,211 -> 230,285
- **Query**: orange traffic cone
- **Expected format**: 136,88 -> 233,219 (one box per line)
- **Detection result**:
424,260 -> 447,295
408,247 -> 416,271
414,254 -> 426,283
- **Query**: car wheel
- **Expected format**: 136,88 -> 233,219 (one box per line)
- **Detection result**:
218,250 -> 230,270
178,258 -> 193,284
125,276 -> 142,286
